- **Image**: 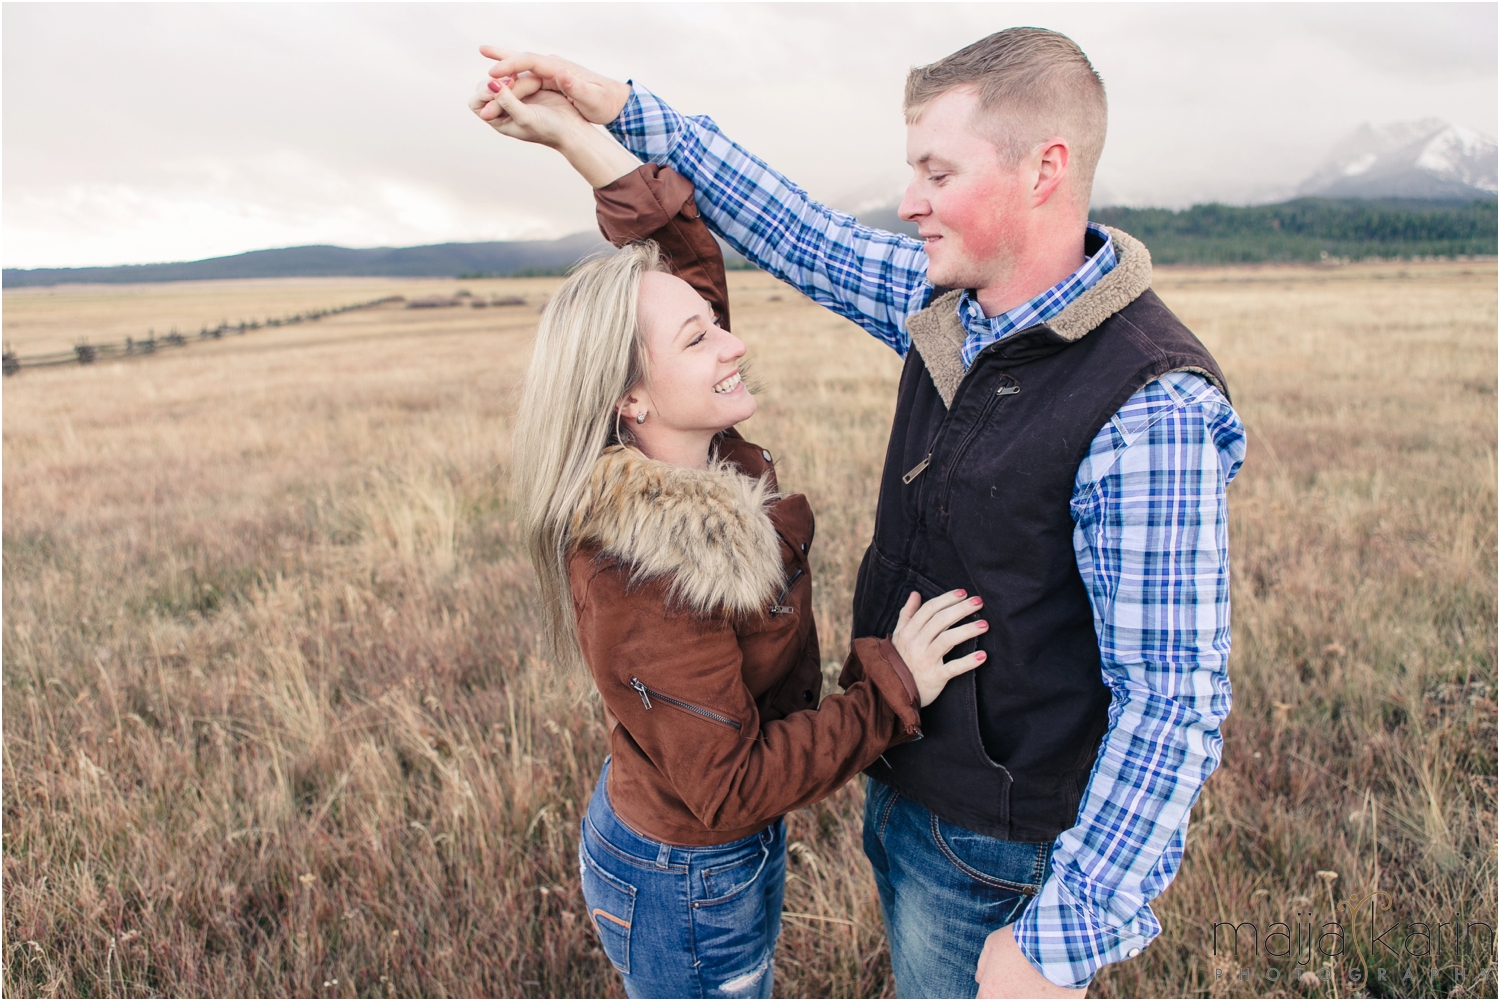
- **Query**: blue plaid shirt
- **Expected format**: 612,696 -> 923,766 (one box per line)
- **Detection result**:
610,83 -> 1246,990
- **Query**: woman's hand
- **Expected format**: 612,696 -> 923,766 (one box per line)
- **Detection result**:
478,47 -> 632,125
890,589 -> 988,707
470,77 -> 642,188
469,77 -> 588,150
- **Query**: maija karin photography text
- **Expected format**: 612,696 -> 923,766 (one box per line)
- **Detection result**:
1211,890 -> 1496,988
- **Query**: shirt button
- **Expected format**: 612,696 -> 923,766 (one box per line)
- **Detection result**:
802,690 -> 814,702
1127,948 -> 1141,958
761,449 -> 772,462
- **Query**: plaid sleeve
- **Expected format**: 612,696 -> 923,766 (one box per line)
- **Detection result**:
1012,371 -> 1247,989
609,82 -> 929,354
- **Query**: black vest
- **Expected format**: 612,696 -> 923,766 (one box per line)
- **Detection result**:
855,230 -> 1228,843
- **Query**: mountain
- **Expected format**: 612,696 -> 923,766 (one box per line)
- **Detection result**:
1298,119 -> 1498,201
2,233 -> 611,288
851,205 -> 919,238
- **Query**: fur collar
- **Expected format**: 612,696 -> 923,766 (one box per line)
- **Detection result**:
569,445 -> 784,616
906,226 -> 1154,408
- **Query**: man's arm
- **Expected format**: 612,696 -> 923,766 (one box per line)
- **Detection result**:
605,82 -> 930,354
476,52 -> 930,353
988,372 -> 1246,993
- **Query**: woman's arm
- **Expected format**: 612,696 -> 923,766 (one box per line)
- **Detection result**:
469,80 -> 730,327
575,560 -> 920,833
573,560 -> 983,834
470,78 -> 641,188
594,165 -> 732,332
476,54 -> 929,354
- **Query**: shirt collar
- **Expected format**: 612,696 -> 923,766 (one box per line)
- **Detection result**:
955,223 -> 1117,368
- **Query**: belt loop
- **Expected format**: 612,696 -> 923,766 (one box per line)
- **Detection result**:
656,841 -> 672,868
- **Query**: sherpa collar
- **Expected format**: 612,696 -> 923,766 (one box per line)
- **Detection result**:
906,226 -> 1154,408
568,446 -> 784,617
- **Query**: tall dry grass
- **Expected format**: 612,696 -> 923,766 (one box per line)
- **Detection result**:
3,263 -> 1495,998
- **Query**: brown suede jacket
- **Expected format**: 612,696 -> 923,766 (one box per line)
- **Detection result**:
566,165 -> 921,847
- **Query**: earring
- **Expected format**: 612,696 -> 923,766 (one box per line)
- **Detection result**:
635,411 -> 646,424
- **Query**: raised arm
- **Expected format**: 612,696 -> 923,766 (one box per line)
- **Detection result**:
479,51 -> 931,356
470,76 -> 641,188
595,165 -> 732,332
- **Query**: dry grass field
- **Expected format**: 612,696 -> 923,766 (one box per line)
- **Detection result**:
3,262 -> 1495,999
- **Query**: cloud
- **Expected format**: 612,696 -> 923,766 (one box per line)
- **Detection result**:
1289,2 -> 1497,82
3,2 -> 1495,268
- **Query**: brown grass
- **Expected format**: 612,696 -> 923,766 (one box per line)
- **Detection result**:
3,262 -> 1495,998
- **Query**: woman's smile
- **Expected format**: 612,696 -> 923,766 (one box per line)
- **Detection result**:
712,370 -> 743,394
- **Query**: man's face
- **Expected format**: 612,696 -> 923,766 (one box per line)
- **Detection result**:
899,87 -> 1027,291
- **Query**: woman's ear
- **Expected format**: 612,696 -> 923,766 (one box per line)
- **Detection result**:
616,387 -> 647,421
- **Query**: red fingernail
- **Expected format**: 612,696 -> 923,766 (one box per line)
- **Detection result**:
977,620 -> 988,630
955,590 -> 966,598
971,596 -> 983,606
976,651 -> 987,662
488,80 -> 500,93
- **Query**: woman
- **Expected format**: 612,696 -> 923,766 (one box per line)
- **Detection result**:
472,77 -> 988,999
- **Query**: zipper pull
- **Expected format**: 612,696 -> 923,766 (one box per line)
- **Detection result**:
769,568 -> 804,614
996,385 -> 1020,396
902,453 -> 932,485
629,678 -> 652,709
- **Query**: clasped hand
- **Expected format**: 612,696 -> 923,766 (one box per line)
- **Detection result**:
468,46 -> 631,147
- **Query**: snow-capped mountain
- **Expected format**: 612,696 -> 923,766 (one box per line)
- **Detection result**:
1298,119 -> 1498,200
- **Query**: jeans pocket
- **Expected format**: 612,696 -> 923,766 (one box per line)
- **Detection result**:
864,776 -> 900,839
579,839 -> 637,975
700,842 -> 769,904
928,813 -> 1049,896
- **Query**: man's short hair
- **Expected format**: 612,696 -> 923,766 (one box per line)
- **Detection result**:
905,28 -> 1107,204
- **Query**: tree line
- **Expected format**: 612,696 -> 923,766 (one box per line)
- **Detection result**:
1090,198 -> 1497,264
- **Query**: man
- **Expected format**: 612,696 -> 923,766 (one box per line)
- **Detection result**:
483,27 -> 1244,998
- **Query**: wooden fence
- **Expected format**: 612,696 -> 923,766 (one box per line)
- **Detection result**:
2,296 -> 405,377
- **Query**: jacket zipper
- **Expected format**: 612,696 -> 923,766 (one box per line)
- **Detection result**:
769,567 -> 804,615
628,678 -> 742,730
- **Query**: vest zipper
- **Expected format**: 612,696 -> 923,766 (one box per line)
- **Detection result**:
769,567 -> 804,615
628,678 -> 742,730
902,453 -> 932,484
938,378 -> 1019,512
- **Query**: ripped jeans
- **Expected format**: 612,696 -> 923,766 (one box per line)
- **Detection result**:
579,758 -> 786,999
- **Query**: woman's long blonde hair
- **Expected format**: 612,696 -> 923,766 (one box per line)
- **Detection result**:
512,242 -> 664,671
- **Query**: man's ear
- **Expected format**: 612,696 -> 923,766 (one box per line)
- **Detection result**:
1031,139 -> 1070,208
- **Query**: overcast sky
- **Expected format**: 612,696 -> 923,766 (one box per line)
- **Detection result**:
4,2 -> 1495,269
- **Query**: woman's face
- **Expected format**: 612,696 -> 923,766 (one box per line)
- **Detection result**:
627,271 -> 756,438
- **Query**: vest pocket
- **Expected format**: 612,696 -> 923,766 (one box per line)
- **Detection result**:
579,840 -> 637,975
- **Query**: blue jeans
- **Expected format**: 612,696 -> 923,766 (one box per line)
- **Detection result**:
579,759 -> 787,998
862,777 -> 1053,998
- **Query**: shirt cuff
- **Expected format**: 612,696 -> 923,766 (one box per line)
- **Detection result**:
1012,872 -> 1160,990
606,81 -> 683,164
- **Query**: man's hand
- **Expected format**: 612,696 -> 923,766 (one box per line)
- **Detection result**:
975,926 -> 1087,999
479,47 -> 631,125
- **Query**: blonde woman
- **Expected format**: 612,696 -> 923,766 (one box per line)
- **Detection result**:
474,78 -> 988,998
